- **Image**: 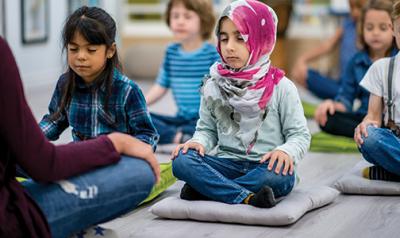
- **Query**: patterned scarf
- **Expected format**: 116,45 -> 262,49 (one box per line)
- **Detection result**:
203,0 -> 284,153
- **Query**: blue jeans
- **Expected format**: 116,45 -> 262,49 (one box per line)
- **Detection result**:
360,126 -> 400,176
23,156 -> 155,238
172,150 -> 295,204
307,69 -> 340,99
150,113 -> 198,144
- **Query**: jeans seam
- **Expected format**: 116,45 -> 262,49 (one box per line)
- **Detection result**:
232,190 -> 250,204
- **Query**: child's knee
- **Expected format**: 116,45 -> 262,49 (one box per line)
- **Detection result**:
124,159 -> 155,192
258,167 -> 295,197
141,167 -> 156,192
172,149 -> 199,179
360,126 -> 384,151
270,174 -> 295,198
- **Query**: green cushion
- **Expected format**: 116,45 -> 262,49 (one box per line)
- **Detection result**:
302,101 -> 317,119
16,177 -> 27,182
310,132 -> 359,153
141,161 -> 176,204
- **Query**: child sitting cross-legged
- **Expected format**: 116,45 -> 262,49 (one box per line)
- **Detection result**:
171,0 -> 310,208
354,1 -> 400,182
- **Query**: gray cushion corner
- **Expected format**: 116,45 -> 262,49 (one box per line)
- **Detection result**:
334,160 -> 400,195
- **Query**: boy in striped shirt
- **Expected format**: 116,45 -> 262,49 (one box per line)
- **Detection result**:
146,0 -> 220,145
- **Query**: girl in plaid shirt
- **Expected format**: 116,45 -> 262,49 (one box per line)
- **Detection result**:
22,6 -> 161,237
39,8 -> 158,148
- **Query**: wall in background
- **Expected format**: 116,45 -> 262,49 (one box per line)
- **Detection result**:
3,0 -> 120,90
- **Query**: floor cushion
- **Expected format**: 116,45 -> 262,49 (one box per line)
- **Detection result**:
334,160 -> 400,195
150,186 -> 339,226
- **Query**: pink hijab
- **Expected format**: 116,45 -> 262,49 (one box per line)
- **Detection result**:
203,0 -> 285,152
214,0 -> 284,109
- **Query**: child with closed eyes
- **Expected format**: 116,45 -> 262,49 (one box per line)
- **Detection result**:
171,0 -> 310,208
31,7 -> 159,237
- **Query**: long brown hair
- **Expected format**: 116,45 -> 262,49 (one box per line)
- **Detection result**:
51,6 -> 121,120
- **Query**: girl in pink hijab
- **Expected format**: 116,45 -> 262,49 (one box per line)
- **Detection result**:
172,0 -> 310,208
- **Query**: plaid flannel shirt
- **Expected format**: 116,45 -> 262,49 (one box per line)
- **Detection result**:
39,70 -> 159,149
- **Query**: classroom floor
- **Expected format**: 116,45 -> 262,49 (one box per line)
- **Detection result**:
25,80 -> 400,238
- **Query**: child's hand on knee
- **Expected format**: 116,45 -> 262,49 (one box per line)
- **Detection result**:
354,120 -> 379,146
260,150 -> 294,176
172,142 -> 205,159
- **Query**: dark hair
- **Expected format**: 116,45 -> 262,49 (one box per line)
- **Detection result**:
165,0 -> 216,40
357,0 -> 396,53
52,6 -> 121,120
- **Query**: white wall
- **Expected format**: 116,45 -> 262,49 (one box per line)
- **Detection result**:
4,0 -> 67,89
3,0 -> 121,90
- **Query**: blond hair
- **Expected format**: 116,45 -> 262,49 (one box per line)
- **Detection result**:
392,1 -> 400,20
165,0 -> 216,40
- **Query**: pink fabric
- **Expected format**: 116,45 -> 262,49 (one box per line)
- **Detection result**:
217,64 -> 259,80
250,67 -> 285,109
214,0 -> 285,110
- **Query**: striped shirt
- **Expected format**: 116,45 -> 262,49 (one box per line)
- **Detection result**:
157,42 -> 220,120
39,70 -> 159,149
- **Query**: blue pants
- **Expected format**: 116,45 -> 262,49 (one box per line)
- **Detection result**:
360,126 -> 400,176
172,149 -> 295,204
307,69 -> 341,99
23,156 -> 155,238
150,113 -> 198,144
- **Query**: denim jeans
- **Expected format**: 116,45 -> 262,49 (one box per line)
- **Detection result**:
150,113 -> 198,144
172,149 -> 295,204
307,69 -> 340,99
23,156 -> 155,238
360,126 -> 400,176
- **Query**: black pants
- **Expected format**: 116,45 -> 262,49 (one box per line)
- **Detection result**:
319,111 -> 365,138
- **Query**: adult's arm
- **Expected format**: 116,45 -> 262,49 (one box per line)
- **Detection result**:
0,38 -> 120,183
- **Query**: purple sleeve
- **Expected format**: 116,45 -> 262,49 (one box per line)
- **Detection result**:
0,37 -> 120,182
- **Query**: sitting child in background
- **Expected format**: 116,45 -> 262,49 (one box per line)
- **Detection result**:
145,0 -> 220,145
354,1 -> 400,182
172,0 -> 310,208
291,0 -> 366,99
314,0 -> 397,138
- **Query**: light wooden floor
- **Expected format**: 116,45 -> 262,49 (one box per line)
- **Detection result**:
25,80 -> 400,238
